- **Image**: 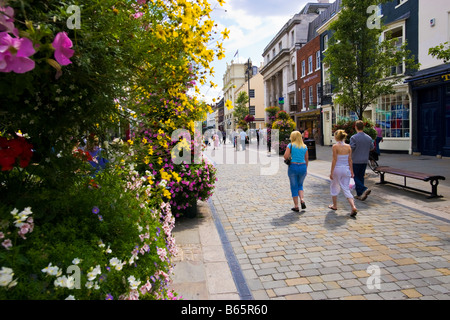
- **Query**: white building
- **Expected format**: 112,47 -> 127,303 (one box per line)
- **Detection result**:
260,1 -> 332,120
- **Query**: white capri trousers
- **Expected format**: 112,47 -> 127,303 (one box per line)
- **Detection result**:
330,166 -> 354,199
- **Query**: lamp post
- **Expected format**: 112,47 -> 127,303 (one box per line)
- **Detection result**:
246,58 -> 252,143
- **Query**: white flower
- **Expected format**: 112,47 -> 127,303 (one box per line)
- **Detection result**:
65,295 -> 76,300
109,257 -> 121,267
72,258 -> 81,265
127,275 -> 141,290
54,276 -> 76,289
0,267 -> 17,288
87,265 -> 101,281
41,263 -> 62,277
105,246 -> 112,254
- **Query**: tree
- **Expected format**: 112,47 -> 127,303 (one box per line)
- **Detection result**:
429,42 -> 450,63
233,91 -> 250,123
323,0 -> 419,120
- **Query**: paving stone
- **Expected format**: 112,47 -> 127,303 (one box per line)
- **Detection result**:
206,145 -> 450,300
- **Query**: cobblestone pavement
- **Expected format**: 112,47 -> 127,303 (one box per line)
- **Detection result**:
205,141 -> 450,300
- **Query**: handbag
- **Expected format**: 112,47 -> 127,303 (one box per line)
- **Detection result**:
284,145 -> 292,165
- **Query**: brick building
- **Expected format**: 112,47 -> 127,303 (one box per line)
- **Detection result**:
296,35 -> 322,142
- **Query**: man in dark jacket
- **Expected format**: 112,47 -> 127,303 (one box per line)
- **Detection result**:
350,120 -> 375,201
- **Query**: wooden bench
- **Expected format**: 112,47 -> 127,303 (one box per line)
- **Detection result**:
374,166 -> 446,199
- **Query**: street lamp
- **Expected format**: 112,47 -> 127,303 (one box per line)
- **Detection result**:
246,58 -> 252,110
246,58 -> 252,143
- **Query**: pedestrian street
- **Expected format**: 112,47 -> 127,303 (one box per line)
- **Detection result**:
203,141 -> 450,300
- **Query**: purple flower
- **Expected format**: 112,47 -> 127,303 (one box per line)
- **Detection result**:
105,294 -> 113,300
0,32 -> 35,73
52,32 -> 74,66
92,206 -> 100,214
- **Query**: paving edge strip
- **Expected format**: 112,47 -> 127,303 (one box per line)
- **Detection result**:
208,198 -> 254,300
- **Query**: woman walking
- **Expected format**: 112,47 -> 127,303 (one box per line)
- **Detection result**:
284,131 -> 308,212
329,130 -> 358,217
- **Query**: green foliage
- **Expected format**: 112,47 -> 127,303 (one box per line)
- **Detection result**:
0,166 -> 176,300
0,0 -> 222,300
233,91 -> 250,123
429,42 -> 450,63
333,119 -> 377,142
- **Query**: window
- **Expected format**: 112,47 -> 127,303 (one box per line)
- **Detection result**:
301,60 -> 306,77
291,31 -> 295,47
309,86 -> 314,106
249,89 -> 255,98
316,51 -> 321,70
376,94 -> 410,138
395,0 -> 408,8
279,42 -> 282,51
272,48 -> 276,58
249,106 -> 256,115
302,89 -> 306,109
385,27 -> 404,76
316,83 -> 321,104
308,56 -> 313,74
323,34 -> 329,51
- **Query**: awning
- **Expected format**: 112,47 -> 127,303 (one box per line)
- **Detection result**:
405,64 -> 450,89
295,108 -> 321,120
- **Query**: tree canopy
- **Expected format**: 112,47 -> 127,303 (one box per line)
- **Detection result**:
323,0 -> 419,120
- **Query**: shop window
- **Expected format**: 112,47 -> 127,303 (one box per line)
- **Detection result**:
376,94 -> 410,138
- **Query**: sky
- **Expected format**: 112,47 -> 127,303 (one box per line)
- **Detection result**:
198,0 -> 313,104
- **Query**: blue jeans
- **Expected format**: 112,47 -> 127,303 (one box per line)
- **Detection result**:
353,163 -> 368,196
288,163 -> 307,197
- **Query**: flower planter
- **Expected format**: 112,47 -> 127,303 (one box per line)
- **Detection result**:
184,201 -> 198,219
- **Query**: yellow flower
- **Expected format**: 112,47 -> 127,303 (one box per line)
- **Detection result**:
142,138 -> 148,144
163,189 -> 171,199
225,100 -> 233,110
127,140 -> 134,145
221,28 -> 230,40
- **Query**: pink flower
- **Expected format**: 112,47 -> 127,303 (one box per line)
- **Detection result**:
0,32 -> 35,73
0,6 -> 15,34
2,239 -> 12,250
52,32 -> 74,66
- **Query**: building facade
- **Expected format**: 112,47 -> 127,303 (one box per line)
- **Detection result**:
260,1 -> 332,121
222,61 -> 246,131
296,35 -> 322,143
372,0 -> 419,153
235,68 -> 266,130
316,0 -> 421,152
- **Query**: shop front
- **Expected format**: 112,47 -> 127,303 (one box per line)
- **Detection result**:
407,64 -> 450,157
296,108 -> 322,145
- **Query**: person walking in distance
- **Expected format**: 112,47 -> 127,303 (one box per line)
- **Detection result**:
329,130 -> 358,217
350,120 -> 375,201
374,124 -> 383,156
239,129 -> 247,151
284,131 -> 309,212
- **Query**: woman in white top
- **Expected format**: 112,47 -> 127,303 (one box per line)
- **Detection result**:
329,130 -> 358,217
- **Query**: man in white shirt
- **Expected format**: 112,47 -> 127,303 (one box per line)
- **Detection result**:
239,129 -> 247,151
